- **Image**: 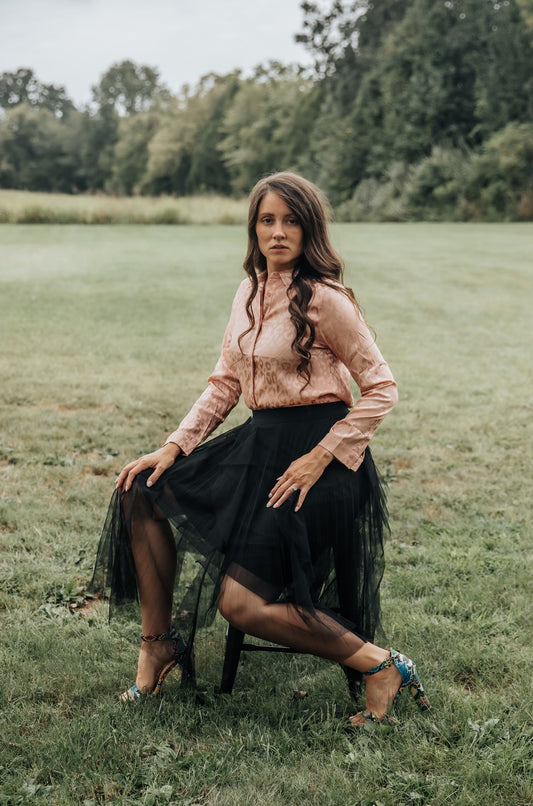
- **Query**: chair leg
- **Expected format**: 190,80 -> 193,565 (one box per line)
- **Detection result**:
342,665 -> 363,702
180,645 -> 196,688
219,627 -> 363,700
219,625 -> 245,694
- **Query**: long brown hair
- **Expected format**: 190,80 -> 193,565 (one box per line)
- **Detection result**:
240,171 -> 359,386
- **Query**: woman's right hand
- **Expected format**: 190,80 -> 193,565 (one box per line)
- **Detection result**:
115,443 -> 182,492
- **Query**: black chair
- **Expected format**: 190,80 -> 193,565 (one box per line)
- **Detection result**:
219,624 -> 363,700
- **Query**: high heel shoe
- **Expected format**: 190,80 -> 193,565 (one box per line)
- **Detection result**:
349,648 -> 430,725
120,628 -> 188,702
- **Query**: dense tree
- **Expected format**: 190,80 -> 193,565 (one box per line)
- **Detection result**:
139,99 -> 195,195
0,68 -> 41,108
218,65 -> 313,194
517,0 -> 533,36
462,122 -> 533,219
0,68 -> 74,117
329,0 -> 533,200
184,72 -> 240,194
1,7 -> 532,220
0,104 -> 80,191
296,1 -> 407,106
109,112 -> 161,195
91,60 -> 168,115
296,1 -> 366,78
76,108 -> 119,192
294,1 -> 412,196
141,72 -> 240,195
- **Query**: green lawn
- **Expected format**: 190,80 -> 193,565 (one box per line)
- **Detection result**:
0,223 -> 532,805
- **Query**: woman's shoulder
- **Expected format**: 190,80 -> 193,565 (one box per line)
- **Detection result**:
233,274 -> 257,300
236,271 -> 264,292
309,280 -> 369,340
311,279 -> 357,312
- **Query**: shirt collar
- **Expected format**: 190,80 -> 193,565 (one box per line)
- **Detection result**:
257,269 -> 293,289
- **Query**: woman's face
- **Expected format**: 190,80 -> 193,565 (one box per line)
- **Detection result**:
255,192 -> 304,274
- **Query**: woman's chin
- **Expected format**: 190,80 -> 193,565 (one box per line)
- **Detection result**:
267,256 -> 297,272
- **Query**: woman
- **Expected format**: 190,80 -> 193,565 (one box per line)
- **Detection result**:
91,172 -> 429,725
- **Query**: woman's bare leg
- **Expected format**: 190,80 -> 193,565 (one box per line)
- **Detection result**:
123,490 -> 178,691
217,575 -> 400,718
218,575 -> 364,658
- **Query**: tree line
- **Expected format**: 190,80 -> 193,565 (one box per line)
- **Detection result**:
1,0 -> 533,220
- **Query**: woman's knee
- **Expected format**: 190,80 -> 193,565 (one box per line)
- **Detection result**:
217,589 -> 244,626
120,478 -> 154,521
217,583 -> 260,631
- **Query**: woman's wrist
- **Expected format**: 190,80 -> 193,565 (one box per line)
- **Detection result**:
311,444 -> 334,468
162,441 -> 182,459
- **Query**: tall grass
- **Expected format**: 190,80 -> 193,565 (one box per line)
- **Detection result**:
0,190 -> 247,225
0,223 -> 532,805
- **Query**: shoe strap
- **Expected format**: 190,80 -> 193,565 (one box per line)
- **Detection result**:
363,648 -> 413,686
363,648 -> 395,677
141,630 -> 174,642
141,628 -> 187,658
359,710 -> 380,723
126,684 -> 144,700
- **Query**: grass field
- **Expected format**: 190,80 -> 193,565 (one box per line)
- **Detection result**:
0,223 -> 532,805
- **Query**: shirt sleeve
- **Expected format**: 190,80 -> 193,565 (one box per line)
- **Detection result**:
314,285 -> 398,471
164,291 -> 243,455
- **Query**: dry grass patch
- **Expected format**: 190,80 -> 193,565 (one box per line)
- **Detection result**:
0,189 -> 247,225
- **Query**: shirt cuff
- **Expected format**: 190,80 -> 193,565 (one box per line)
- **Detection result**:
164,434 -> 195,456
318,433 -> 366,472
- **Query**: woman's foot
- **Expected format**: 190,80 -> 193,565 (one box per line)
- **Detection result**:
348,661 -> 402,724
349,648 -> 430,725
119,629 -> 187,701
134,637 -> 177,693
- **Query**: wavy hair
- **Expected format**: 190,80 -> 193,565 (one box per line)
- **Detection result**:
240,171 -> 359,386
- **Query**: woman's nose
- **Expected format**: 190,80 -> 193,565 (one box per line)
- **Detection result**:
273,221 -> 286,239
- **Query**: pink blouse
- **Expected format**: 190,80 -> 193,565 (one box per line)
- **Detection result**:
166,269 -> 398,472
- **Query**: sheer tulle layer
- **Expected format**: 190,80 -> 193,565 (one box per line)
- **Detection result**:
90,402 -> 387,661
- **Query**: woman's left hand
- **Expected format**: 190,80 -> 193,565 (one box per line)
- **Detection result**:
267,445 -> 334,512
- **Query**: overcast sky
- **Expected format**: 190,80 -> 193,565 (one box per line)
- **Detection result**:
0,0 -> 311,106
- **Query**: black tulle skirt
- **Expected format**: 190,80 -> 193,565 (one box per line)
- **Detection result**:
90,402 -> 387,674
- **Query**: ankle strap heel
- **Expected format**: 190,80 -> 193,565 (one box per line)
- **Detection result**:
119,628 -> 188,702
141,628 -> 187,655
349,647 -> 430,725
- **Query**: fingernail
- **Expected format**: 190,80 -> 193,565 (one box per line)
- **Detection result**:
147,481 -> 152,487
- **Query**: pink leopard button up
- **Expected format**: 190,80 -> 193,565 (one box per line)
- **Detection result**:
165,269 -> 398,471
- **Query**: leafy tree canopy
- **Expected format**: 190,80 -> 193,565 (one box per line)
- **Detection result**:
0,68 -> 74,117
91,60 -> 169,115
1,3 -> 533,219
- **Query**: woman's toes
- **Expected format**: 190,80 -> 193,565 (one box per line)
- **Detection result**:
348,711 -> 370,726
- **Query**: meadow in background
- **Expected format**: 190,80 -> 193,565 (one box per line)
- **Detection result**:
0,219 -> 531,805
1,0 -> 533,222
0,190 -> 247,225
